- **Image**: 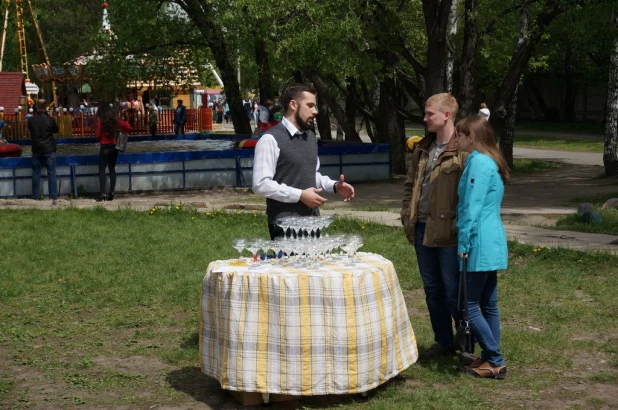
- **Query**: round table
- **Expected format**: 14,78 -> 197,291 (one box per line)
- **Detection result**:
199,252 -> 418,396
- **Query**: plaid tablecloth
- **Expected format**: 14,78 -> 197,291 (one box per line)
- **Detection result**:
199,252 -> 418,395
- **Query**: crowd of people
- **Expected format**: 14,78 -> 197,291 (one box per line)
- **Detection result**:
25,85 -> 509,379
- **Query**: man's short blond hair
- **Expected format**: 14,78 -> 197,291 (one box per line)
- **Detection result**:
426,93 -> 458,119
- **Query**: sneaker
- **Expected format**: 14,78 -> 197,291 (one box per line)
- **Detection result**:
419,343 -> 453,360
460,361 -> 507,379
96,194 -> 106,202
51,199 -> 58,206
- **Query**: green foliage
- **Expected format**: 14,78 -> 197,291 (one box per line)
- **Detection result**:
555,208 -> 618,235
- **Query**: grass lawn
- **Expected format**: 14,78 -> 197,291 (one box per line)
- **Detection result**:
513,134 -> 604,153
555,209 -> 618,236
1,207 -> 617,409
515,120 -> 604,134
511,158 -> 562,174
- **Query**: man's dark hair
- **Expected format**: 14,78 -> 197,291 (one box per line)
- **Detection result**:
282,84 -> 317,113
35,99 -> 47,111
177,99 -> 183,104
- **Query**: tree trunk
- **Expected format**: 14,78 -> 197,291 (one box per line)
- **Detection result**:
175,0 -> 252,135
458,0 -> 479,118
603,16 -> 618,176
255,38 -> 272,102
376,78 -> 407,175
345,79 -> 358,137
423,0 -> 453,96
498,87 -> 518,167
315,86 -> 332,140
490,2 -> 565,163
563,41 -> 575,121
446,0 -> 459,93
524,77 -> 551,119
496,8 -> 528,168
305,68 -> 360,141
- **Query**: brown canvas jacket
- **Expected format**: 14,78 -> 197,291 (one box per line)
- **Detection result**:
400,132 -> 468,247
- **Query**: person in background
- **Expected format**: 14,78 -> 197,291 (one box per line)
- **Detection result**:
252,84 -> 355,240
224,101 -> 231,123
242,95 -> 253,120
174,99 -> 187,135
478,103 -> 491,120
96,103 -> 131,201
0,120 -> 5,144
455,115 -> 509,379
253,100 -> 260,129
29,100 -> 59,205
400,93 -> 469,362
149,103 -> 158,138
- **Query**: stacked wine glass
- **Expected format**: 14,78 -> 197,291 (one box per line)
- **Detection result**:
231,216 -> 364,267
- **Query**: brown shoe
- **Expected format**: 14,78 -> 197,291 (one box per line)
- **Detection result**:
461,361 -> 507,379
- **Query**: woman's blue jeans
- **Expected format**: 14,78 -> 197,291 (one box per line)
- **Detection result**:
466,270 -> 505,366
414,223 -> 459,349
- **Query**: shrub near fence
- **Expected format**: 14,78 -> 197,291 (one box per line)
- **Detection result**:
0,108 -> 213,140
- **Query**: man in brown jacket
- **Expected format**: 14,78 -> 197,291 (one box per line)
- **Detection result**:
401,93 -> 468,360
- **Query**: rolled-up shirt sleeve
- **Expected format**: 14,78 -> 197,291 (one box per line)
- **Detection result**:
252,134 -> 303,203
315,159 -> 336,193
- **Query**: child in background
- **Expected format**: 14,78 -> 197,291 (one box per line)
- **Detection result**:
0,120 -> 6,144
149,103 -> 158,138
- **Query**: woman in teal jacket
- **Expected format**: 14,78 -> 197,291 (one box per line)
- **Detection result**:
455,115 -> 509,379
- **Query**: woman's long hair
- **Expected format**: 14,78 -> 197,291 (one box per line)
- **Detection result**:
96,103 -> 119,137
456,115 -> 510,182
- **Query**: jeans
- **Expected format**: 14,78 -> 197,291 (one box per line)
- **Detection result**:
32,152 -> 57,200
466,270 -> 505,366
253,112 -> 259,128
414,222 -> 460,349
98,144 -> 118,195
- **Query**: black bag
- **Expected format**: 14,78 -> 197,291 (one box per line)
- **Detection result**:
116,131 -> 128,152
454,257 -> 474,353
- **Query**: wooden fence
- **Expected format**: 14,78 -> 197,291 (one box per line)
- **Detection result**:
0,108 -> 213,140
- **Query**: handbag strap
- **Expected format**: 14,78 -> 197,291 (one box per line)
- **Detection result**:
459,257 -> 469,322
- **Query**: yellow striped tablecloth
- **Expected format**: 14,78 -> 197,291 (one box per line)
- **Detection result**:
199,252 -> 418,396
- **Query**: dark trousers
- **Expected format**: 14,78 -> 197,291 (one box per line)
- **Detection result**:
32,152 -> 57,200
150,124 -> 157,138
174,122 -> 185,135
98,144 -> 118,195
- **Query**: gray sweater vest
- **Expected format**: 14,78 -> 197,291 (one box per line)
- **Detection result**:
266,123 -> 320,223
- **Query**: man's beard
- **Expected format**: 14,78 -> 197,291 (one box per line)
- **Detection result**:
295,111 -> 313,130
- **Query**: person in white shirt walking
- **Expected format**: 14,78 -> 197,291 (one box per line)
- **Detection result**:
252,83 -> 355,239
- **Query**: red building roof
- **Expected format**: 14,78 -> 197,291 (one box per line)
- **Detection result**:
0,72 -> 26,113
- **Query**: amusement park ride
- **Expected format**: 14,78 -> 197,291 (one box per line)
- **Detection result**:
0,0 -> 57,105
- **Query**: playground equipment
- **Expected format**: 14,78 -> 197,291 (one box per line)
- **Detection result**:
0,0 -> 57,106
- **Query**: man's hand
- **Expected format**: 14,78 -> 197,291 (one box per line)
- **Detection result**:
335,174 -> 355,202
300,187 -> 327,208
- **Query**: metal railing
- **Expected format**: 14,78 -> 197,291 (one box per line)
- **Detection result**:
0,107 -> 213,140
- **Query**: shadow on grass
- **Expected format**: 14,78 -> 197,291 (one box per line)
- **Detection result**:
166,367 -> 409,409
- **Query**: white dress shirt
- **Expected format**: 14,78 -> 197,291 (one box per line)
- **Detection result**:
252,117 -> 336,203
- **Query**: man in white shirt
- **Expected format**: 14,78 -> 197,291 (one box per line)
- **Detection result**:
252,84 -> 355,239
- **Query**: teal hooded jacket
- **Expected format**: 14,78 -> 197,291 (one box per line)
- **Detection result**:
456,151 -> 508,272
